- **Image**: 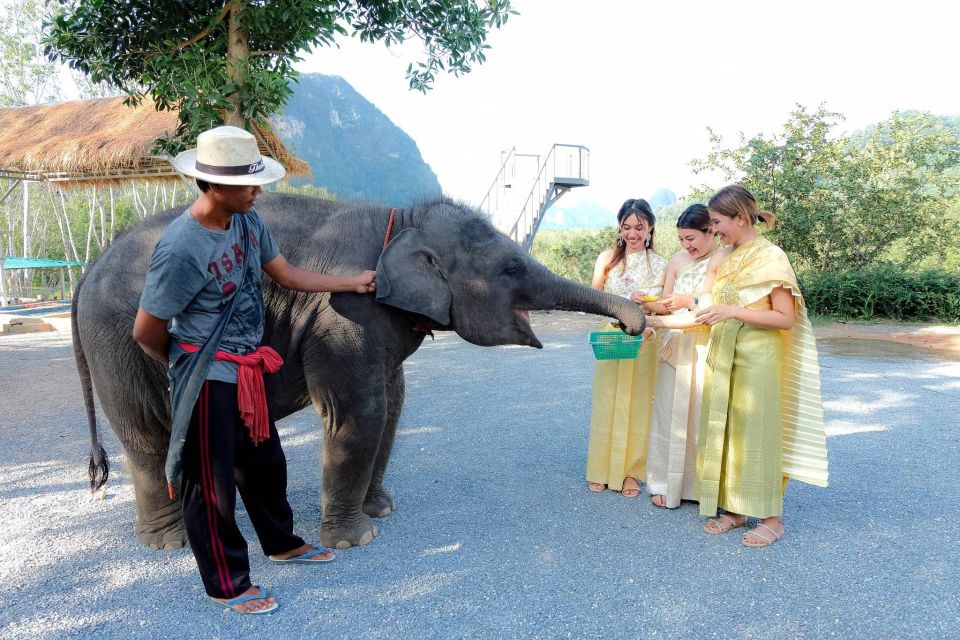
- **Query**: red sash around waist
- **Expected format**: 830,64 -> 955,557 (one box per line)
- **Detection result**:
178,342 -> 284,444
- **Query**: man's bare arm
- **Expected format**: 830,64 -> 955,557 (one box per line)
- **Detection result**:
132,308 -> 171,364
262,254 -> 375,293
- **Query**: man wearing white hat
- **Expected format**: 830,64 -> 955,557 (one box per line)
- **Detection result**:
133,126 -> 375,614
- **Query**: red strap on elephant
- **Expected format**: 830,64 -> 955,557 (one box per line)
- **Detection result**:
177,343 -> 284,444
383,208 -> 397,249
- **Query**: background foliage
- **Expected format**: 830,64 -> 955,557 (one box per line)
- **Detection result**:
536,106 -> 960,322
45,0 -> 515,153
800,267 -> 960,322
691,106 -> 960,272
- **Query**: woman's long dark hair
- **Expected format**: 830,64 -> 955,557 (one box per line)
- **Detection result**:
603,198 -> 656,282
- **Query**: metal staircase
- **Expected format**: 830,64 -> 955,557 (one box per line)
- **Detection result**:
478,144 -> 590,251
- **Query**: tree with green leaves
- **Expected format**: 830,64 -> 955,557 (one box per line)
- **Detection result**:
692,105 -> 960,272
1,0 -> 62,107
45,0 -> 515,153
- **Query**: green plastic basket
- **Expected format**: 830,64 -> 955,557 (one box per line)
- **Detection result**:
589,331 -> 644,360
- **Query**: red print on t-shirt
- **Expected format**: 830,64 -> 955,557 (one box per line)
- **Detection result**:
207,230 -> 255,288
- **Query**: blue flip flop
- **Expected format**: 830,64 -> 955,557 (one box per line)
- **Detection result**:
269,546 -> 335,564
211,587 -> 278,614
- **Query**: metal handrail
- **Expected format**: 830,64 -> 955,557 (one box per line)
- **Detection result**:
478,146 -> 516,218
507,144 -> 590,246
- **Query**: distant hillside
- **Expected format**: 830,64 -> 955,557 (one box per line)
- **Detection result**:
539,189 -> 679,230
539,201 -> 614,230
274,74 -> 441,205
649,188 -> 677,210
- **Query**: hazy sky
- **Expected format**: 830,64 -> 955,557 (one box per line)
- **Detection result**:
297,0 -> 959,210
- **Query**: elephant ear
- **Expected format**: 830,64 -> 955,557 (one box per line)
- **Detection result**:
376,228 -> 452,325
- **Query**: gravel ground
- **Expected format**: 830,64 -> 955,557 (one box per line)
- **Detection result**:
1,311 -> 958,639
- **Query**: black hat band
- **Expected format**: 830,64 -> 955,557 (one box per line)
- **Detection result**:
194,158 -> 265,176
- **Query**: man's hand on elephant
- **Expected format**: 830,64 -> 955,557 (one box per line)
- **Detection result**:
354,270 -> 376,294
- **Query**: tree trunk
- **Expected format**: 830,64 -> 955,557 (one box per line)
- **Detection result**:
97,186 -> 106,248
131,184 -> 147,219
84,189 -> 96,264
57,189 -> 82,265
21,180 -> 31,288
108,185 -> 115,242
224,1 -> 248,128
48,187 -> 75,290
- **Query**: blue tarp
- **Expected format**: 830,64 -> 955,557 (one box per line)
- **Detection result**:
1,256 -> 86,269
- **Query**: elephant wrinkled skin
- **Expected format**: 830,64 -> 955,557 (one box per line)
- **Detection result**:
73,195 -> 645,550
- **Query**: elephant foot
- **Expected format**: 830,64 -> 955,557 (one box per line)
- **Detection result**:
137,523 -> 188,551
321,513 -> 378,549
363,488 -> 395,518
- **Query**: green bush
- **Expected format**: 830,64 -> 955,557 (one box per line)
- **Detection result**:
799,267 -> 960,322
532,226 -> 682,286
532,228 -> 617,284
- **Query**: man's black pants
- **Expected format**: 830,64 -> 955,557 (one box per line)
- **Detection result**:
181,380 -> 304,599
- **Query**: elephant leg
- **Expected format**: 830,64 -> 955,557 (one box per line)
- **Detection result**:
310,372 -> 387,549
363,365 -> 403,518
97,368 -> 188,551
125,446 -> 187,550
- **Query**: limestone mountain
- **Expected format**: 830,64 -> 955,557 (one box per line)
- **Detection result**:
274,74 -> 441,205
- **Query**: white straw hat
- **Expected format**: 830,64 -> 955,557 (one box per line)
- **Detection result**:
173,126 -> 286,186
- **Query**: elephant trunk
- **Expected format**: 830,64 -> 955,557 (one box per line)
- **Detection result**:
522,263 -> 646,335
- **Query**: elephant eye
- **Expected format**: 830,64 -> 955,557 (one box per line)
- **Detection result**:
501,258 -> 524,276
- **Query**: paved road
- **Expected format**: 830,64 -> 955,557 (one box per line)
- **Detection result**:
1,312 -> 957,639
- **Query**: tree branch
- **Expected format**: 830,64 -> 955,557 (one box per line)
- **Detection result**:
168,2 -> 232,54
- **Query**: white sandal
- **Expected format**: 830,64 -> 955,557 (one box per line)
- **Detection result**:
703,514 -> 746,535
741,522 -> 784,548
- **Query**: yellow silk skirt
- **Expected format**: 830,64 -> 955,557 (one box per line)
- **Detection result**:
586,321 -> 658,491
696,321 -> 786,518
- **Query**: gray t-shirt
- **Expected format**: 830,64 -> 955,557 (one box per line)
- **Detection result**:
140,208 -> 280,383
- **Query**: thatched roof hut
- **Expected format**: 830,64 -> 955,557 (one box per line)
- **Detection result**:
0,97 -> 310,186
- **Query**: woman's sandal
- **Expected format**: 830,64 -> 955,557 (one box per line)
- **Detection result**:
587,482 -> 606,493
703,514 -> 747,535
650,494 -> 668,509
620,478 -> 641,498
741,522 -> 784,548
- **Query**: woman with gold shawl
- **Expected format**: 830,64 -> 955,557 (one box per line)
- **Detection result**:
585,199 -> 667,498
693,185 -> 829,548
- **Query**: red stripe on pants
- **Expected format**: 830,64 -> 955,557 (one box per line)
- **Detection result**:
198,383 -> 235,598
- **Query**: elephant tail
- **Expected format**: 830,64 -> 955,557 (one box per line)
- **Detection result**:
72,275 -> 109,492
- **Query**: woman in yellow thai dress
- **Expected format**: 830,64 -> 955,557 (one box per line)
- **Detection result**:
585,199 -> 667,498
642,204 -> 718,509
694,185 -> 829,548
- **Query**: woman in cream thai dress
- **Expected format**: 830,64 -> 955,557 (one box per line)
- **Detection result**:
585,199 -> 667,498
693,185 -> 829,548
642,204 -> 717,509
